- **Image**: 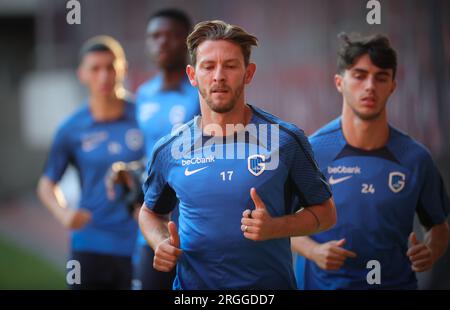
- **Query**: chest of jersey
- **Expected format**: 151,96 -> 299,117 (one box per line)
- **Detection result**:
137,93 -> 198,156
324,155 -> 420,231
73,122 -> 143,173
165,145 -> 288,252
167,142 -> 289,218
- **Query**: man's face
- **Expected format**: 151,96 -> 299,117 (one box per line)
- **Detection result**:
78,51 -> 121,97
186,40 -> 256,114
146,17 -> 187,70
335,54 -> 396,121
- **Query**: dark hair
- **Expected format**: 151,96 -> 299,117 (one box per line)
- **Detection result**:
148,8 -> 192,33
337,32 -> 397,79
186,20 -> 258,67
79,35 -> 126,68
78,36 -> 128,98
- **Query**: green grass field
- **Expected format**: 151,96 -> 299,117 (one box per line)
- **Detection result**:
0,236 -> 66,289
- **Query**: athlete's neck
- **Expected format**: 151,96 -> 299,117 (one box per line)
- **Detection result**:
341,103 -> 389,151
89,94 -> 124,122
200,103 -> 252,137
160,66 -> 186,91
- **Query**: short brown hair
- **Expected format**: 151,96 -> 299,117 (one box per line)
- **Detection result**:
186,20 -> 258,67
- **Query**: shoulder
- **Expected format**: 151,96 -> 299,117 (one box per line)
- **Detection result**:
136,76 -> 161,99
250,105 -> 308,144
306,117 -> 346,160
56,104 -> 90,135
249,105 -> 320,169
389,126 -> 434,166
149,117 -> 197,162
309,117 -> 342,144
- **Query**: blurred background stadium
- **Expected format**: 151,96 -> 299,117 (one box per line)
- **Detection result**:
0,0 -> 449,289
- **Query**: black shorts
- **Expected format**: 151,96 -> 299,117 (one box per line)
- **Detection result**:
69,251 -> 132,290
132,245 -> 175,290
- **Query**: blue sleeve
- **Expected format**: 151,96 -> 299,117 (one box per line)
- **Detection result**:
142,142 -> 177,214
289,128 -> 332,208
43,126 -> 71,183
416,153 -> 450,229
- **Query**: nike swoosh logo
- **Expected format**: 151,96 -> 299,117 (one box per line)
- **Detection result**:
328,175 -> 353,185
184,166 -> 209,176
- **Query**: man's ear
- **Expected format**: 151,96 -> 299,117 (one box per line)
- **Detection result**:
334,74 -> 343,93
390,79 -> 397,95
244,63 -> 256,84
186,65 -> 197,87
77,66 -> 86,85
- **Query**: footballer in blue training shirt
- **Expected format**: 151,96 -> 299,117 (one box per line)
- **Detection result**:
37,36 -> 144,289
107,9 -> 200,290
292,33 -> 450,290
132,9 -> 200,290
138,20 -> 337,289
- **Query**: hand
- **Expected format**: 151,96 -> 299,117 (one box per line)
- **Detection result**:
61,208 -> 92,230
407,232 -> 434,272
310,238 -> 357,270
241,188 -> 274,241
153,221 -> 182,272
105,162 -> 134,200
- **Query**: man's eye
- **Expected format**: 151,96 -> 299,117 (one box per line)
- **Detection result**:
376,77 -> 388,82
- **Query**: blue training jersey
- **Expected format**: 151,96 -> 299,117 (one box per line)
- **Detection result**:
43,101 -> 145,256
295,117 -> 450,290
136,74 -> 199,157
135,74 -> 199,247
142,105 -> 332,289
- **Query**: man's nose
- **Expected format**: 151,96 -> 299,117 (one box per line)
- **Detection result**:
364,76 -> 376,91
213,66 -> 226,82
99,68 -> 111,83
156,35 -> 169,48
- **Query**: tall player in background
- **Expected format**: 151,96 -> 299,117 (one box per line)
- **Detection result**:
292,33 -> 450,289
134,8 -> 199,291
36,36 -> 144,289
110,9 -> 199,290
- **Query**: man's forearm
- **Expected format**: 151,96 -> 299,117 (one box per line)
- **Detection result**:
36,176 -> 67,223
426,222 -> 449,262
272,198 -> 336,239
138,204 -> 170,250
291,236 -> 319,260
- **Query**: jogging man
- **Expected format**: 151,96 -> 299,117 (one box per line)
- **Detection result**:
37,36 -> 144,289
292,33 -> 450,289
139,20 -> 336,289
108,9 -> 200,290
